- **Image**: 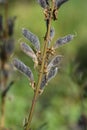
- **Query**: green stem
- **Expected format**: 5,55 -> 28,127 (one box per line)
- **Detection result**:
25,1 -> 55,130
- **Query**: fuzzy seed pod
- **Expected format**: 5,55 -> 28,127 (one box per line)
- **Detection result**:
7,16 -> 16,36
5,38 -> 14,55
47,67 -> 58,82
54,34 -> 75,49
37,0 -> 48,9
40,75 -> 47,90
40,67 -> 58,92
20,42 -> 38,65
55,0 -> 69,9
22,28 -> 40,52
0,39 -> 14,61
47,55 -> 63,72
13,58 -> 34,85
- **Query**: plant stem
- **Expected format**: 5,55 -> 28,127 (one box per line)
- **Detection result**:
25,1 -> 55,130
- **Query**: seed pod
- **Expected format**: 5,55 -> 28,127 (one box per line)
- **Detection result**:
40,67 -> 58,93
20,42 -> 38,65
55,0 -> 69,9
5,38 -> 14,55
13,58 -> 34,85
47,67 -> 58,82
40,75 -> 47,90
22,28 -> 40,52
7,16 -> 16,36
47,55 -> 63,72
54,34 -> 75,49
37,0 -> 48,9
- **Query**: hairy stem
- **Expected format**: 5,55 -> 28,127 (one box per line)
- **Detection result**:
25,1 -> 55,130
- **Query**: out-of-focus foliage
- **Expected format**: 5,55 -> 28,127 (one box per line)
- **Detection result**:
0,0 -> 87,130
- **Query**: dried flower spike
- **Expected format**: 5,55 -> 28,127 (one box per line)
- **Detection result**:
22,28 -> 40,52
13,58 -> 34,86
20,42 -> 38,66
54,34 -> 75,49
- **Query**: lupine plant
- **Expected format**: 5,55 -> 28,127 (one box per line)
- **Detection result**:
13,0 -> 75,130
0,0 -> 16,129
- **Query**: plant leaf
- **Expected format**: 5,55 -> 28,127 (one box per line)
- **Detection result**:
22,28 -> 40,51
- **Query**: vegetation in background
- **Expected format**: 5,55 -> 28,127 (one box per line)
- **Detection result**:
13,0 -> 75,130
0,0 -> 87,130
0,0 -> 16,129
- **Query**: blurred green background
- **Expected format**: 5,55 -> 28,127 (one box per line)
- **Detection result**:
0,0 -> 87,130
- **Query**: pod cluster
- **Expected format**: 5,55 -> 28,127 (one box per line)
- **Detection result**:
13,0 -> 75,94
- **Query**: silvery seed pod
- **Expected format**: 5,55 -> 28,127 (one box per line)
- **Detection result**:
54,34 -> 75,49
37,0 -> 48,9
55,0 -> 68,9
22,28 -> 40,52
47,67 -> 58,82
40,67 -> 58,92
47,55 -> 63,72
5,38 -> 14,55
40,75 -> 47,90
7,16 -> 16,36
20,42 -> 38,66
13,58 -> 34,85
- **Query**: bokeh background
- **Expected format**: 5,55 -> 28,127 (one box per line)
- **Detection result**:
0,0 -> 87,130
